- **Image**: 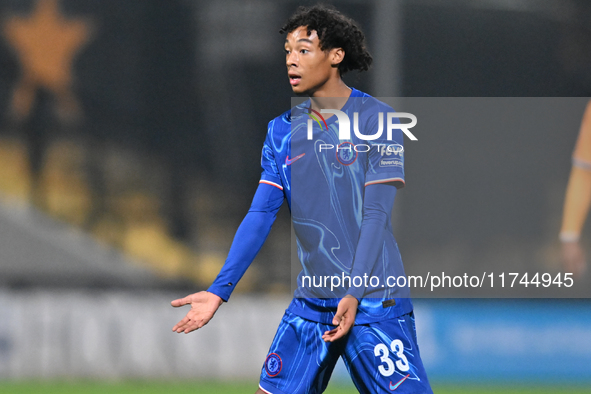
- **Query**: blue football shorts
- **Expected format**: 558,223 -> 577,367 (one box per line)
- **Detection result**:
258,310 -> 433,394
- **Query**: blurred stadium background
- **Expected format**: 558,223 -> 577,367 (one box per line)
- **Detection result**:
0,0 -> 590,392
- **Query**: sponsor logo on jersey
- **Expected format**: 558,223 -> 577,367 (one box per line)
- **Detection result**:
265,353 -> 282,377
286,153 -> 305,166
380,159 -> 403,168
389,374 -> 410,391
379,143 -> 403,167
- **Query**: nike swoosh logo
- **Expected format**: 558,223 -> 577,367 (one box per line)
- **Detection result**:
286,153 -> 305,166
389,374 -> 410,391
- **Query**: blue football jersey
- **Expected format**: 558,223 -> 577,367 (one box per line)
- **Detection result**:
260,88 -> 413,325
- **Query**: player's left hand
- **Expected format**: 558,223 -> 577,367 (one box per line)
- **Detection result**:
322,295 -> 358,342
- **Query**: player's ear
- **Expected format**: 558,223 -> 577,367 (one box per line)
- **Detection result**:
330,47 -> 345,68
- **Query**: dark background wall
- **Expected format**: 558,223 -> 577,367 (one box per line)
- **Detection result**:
0,0 -> 590,291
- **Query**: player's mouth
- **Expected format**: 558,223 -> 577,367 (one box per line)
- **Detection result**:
289,72 -> 302,86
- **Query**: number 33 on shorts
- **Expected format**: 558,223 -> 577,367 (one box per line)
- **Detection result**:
344,314 -> 433,393
374,339 -> 410,376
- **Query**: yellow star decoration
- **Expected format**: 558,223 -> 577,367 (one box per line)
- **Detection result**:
3,0 -> 92,122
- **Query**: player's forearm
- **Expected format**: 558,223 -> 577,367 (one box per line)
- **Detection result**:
207,183 -> 284,301
207,210 -> 277,301
560,165 -> 591,241
346,184 -> 396,299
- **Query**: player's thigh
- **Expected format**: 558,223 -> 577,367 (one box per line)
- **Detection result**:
343,312 -> 433,394
259,311 -> 343,394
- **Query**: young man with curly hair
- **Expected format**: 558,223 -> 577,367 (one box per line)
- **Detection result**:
171,5 -> 432,393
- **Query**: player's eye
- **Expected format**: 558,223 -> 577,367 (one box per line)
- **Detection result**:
300,49 -> 309,54
284,49 -> 291,55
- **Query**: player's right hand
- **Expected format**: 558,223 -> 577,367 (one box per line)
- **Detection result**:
561,241 -> 587,278
171,291 -> 224,334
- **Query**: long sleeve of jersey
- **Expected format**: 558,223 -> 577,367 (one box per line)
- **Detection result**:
207,183 -> 284,301
346,183 -> 397,300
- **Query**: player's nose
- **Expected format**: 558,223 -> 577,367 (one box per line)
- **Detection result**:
286,51 -> 298,67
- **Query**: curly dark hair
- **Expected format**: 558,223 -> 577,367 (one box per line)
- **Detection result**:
280,4 -> 372,75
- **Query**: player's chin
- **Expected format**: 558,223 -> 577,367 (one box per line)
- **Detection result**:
290,84 -> 307,95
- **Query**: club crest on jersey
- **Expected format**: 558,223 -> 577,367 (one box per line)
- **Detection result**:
265,353 -> 282,377
336,142 -> 358,166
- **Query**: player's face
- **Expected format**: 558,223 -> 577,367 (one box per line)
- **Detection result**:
285,26 -> 337,95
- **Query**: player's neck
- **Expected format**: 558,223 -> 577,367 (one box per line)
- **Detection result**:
309,78 -> 351,113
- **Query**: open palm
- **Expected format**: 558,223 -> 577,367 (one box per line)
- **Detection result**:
171,291 -> 223,334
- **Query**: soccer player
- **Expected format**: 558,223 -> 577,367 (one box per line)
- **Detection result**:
171,5 -> 432,393
560,100 -> 591,277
